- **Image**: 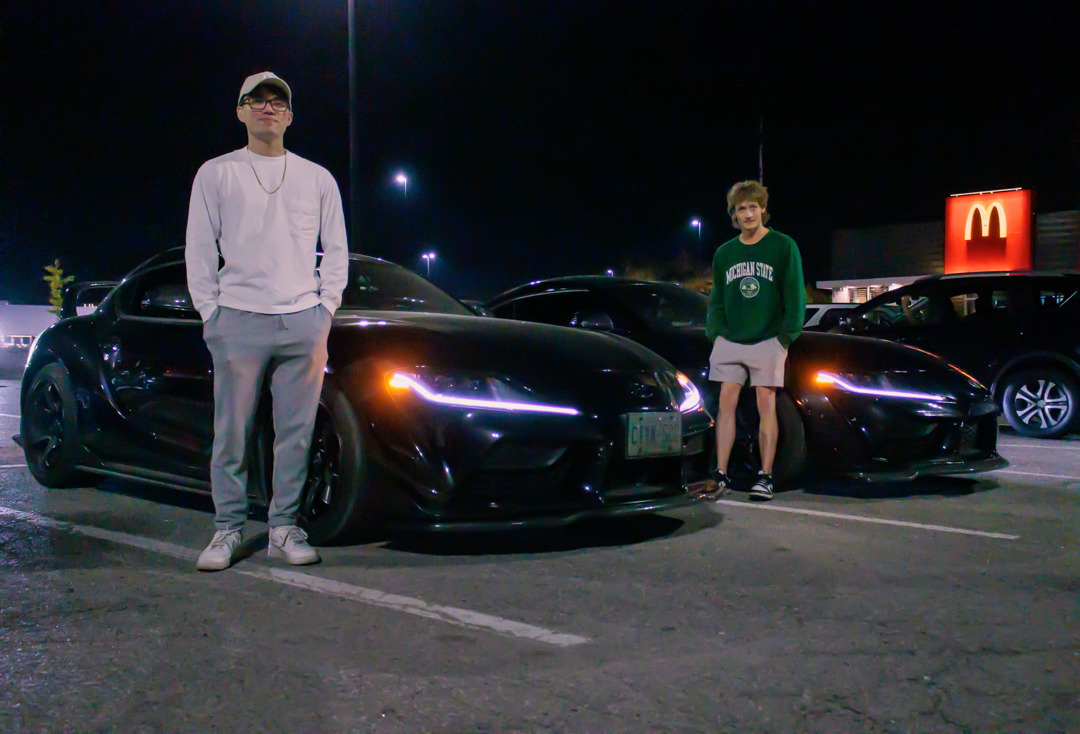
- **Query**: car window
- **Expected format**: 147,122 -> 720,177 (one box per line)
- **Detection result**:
339,260 -> 472,315
949,292 -> 979,319
803,306 -> 822,327
815,307 -> 851,331
608,283 -> 707,330
1035,285 -> 1077,309
126,264 -> 200,320
850,286 -> 961,330
856,292 -> 926,329
500,291 -> 602,327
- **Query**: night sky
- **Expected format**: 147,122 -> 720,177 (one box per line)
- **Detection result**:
4,1 -> 1079,303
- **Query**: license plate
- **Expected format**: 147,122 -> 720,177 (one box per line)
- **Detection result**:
625,412 -> 681,458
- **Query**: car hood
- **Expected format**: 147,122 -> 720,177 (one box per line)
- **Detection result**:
327,312 -> 682,406
639,328 -> 990,400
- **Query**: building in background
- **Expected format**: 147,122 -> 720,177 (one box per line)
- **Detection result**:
819,188 -> 1079,302
0,304 -> 95,379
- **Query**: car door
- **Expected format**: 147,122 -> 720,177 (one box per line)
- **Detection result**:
97,262 -> 214,479
848,279 -> 1016,385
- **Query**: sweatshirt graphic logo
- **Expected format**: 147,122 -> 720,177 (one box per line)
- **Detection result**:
726,261 -> 774,298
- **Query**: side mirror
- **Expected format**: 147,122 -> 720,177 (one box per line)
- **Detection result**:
570,310 -> 615,332
461,300 -> 493,317
62,281 -> 117,320
140,284 -> 198,318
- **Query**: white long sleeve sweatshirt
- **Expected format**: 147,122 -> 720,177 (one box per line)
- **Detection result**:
185,148 -> 349,322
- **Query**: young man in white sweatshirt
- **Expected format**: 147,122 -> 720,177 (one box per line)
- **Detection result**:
186,72 -> 349,571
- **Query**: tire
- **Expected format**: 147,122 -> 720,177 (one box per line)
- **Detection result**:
772,392 -> 808,484
728,389 -> 807,487
258,380 -> 379,545
1001,367 -> 1079,439
21,362 -> 85,488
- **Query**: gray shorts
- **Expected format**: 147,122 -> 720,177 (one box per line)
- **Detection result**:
708,335 -> 788,387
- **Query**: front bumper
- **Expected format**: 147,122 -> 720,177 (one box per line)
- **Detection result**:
363,373 -> 715,527
801,390 -> 1008,481
839,453 -> 1009,482
388,482 -> 713,532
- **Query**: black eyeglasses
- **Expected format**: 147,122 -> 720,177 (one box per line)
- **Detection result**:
241,98 -> 290,112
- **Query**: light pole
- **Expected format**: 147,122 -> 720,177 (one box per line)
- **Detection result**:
394,172 -> 408,199
347,0 -> 359,248
422,251 -> 436,278
690,218 -> 702,263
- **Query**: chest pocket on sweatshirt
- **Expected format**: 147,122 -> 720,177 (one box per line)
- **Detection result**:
285,200 -> 320,240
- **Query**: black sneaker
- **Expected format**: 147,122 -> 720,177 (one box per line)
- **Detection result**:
748,471 -> 774,501
705,469 -> 731,500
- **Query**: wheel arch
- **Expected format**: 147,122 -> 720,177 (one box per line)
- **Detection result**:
991,352 -> 1080,402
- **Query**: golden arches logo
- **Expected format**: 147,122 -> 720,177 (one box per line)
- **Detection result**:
964,202 -> 1006,240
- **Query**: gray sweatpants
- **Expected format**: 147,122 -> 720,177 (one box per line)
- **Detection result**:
203,305 -> 332,530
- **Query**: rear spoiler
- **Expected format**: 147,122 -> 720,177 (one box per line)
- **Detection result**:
61,281 -> 118,320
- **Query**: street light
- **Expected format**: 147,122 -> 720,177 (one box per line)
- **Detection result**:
422,251 -> 436,278
690,218 -> 702,262
394,172 -> 408,198
348,0 -> 359,248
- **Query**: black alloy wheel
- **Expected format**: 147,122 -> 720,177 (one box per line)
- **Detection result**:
21,362 -> 84,488
258,380 -> 376,545
1001,367 -> 1079,439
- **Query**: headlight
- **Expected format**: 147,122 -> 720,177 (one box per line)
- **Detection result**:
677,372 -> 702,413
815,371 -> 951,402
387,371 -> 580,416
948,364 -> 987,391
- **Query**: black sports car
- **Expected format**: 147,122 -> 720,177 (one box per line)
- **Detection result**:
17,251 -> 714,544
486,277 -> 1009,484
833,271 -> 1080,439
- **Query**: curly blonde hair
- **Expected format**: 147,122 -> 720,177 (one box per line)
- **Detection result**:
726,180 -> 770,229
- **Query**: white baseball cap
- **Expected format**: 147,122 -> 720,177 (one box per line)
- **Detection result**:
237,71 -> 292,107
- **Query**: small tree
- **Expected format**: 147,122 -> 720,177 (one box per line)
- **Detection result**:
43,259 -> 75,320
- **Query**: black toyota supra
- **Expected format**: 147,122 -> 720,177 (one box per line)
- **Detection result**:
17,250 -> 714,544
486,276 -> 1010,485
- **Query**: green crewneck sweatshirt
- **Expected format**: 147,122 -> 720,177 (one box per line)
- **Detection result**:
705,229 -> 806,347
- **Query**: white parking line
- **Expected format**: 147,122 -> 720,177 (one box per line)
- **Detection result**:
0,413 -> 19,418
715,500 -> 1019,540
994,469 -> 1080,481
1000,442 -> 1080,451
0,505 -> 590,647
0,464 -> 28,469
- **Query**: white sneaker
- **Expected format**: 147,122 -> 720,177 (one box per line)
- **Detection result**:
196,529 -> 244,571
268,525 -> 320,566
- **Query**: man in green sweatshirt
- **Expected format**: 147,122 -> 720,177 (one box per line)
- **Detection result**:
706,181 -> 805,501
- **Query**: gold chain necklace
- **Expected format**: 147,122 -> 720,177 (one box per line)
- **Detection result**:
246,148 -> 287,194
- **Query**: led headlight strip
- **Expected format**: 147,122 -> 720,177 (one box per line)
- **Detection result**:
677,372 -> 702,412
388,372 -> 580,415
815,371 -> 948,402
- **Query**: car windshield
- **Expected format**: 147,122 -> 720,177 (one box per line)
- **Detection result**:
339,259 -> 472,315
609,282 -> 708,330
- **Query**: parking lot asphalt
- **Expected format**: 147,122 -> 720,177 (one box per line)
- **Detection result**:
1,378 -> 1077,733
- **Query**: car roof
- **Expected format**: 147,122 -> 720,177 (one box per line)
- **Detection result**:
488,276 -> 683,305
930,270 -> 1080,282
854,270 -> 1080,310
124,246 -> 391,279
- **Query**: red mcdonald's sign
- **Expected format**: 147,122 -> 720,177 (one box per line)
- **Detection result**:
944,189 -> 1031,274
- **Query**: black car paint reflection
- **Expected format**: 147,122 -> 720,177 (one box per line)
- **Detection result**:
485,277 -> 1009,484
18,251 -> 713,544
